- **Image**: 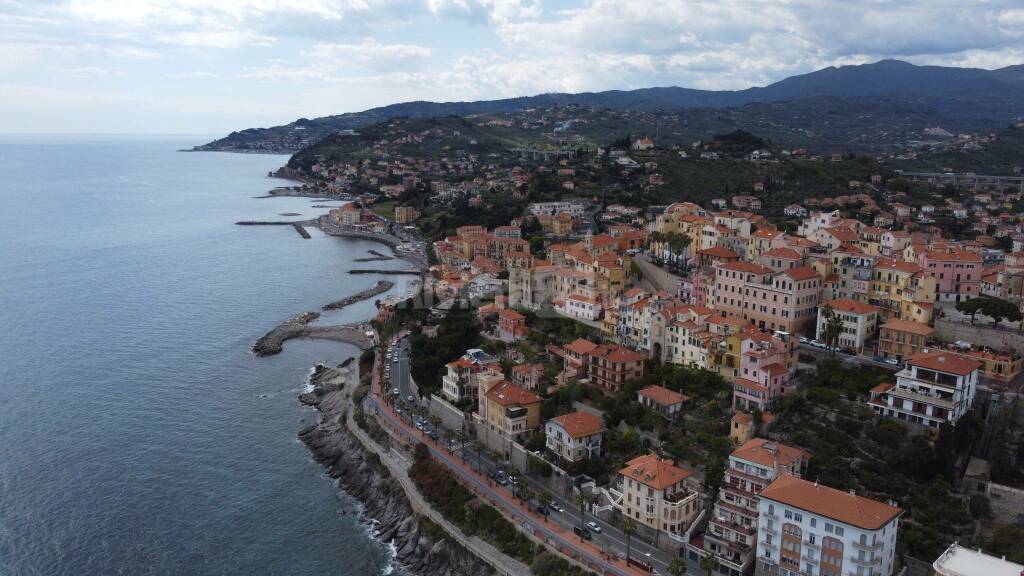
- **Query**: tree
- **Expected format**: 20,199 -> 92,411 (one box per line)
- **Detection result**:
700,554 -> 720,576
430,415 -> 442,436
473,440 -> 485,473
955,298 -> 984,325
668,558 -> 687,576
820,305 -> 843,355
538,491 -> 553,523
575,491 -> 588,540
622,518 -> 637,562
957,296 -> 1023,328
519,484 -> 533,507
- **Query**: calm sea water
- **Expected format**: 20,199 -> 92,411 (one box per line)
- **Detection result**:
0,135 -> 413,576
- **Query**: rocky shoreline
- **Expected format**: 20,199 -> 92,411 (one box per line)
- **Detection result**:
299,363 -> 495,576
323,280 -> 393,311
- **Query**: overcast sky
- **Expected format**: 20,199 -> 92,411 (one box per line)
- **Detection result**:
2,0 -> 1022,134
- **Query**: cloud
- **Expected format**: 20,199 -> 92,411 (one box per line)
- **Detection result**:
308,38 -> 432,61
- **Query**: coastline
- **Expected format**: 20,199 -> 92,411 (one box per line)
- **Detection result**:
298,362 -> 495,576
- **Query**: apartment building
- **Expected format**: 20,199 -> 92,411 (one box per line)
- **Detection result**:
497,308 -> 528,341
545,411 -> 605,463
876,319 -> 934,362
702,439 -> 810,576
932,543 -> 1024,576
713,262 -> 822,335
440,349 -> 500,404
755,475 -> 902,576
478,379 -> 542,445
616,454 -> 702,541
816,299 -> 880,354
919,248 -> 982,303
867,351 -> 981,427
868,259 -> 936,324
733,329 -> 798,412
588,344 -> 646,392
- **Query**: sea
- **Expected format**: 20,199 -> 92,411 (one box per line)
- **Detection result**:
0,135 -> 415,576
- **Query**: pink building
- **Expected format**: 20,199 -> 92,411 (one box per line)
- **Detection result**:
919,248 -> 982,302
713,262 -> 823,335
732,328 -> 798,411
497,308 -> 528,341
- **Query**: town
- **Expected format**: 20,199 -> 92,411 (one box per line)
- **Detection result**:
304,119 -> 1023,576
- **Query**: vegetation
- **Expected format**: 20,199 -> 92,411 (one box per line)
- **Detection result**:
409,301 -> 483,396
955,295 -> 1023,327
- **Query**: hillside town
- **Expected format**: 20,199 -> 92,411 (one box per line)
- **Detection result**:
309,125 -> 1024,576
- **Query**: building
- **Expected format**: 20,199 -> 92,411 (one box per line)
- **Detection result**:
395,205 -> 420,224
920,249 -> 983,303
440,349 -> 500,404
713,262 -> 822,335
868,350 -> 981,427
545,411 -> 605,463
511,363 -> 545,390
478,380 -> 542,446
497,308 -> 528,341
703,439 -> 809,576
816,299 -> 880,354
876,319 -> 934,362
588,344 -> 646,392
559,293 -> 603,321
562,337 -> 598,380
616,454 -> 702,541
638,385 -> 689,418
733,330 -> 798,412
932,542 -> 1024,576
755,474 -> 902,576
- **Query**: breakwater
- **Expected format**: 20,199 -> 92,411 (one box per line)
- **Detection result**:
253,312 -> 373,356
349,269 -> 421,276
323,280 -> 393,311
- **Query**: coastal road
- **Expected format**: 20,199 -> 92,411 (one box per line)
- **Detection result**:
366,358 -> 644,576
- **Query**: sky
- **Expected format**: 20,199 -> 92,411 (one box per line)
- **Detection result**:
2,0 -> 1023,134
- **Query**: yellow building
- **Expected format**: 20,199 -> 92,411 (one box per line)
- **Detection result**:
615,454 -> 701,540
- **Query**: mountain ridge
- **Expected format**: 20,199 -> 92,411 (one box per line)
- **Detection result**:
195,59 -> 1024,153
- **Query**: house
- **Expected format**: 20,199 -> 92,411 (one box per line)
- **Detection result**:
877,319 -> 934,362
868,350 -> 981,427
562,338 -> 598,380
558,293 -> 603,321
919,248 -> 982,302
588,344 -> 645,392
633,137 -> 655,151
638,385 -> 689,418
545,411 -> 605,462
440,350 -> 500,404
816,298 -> 880,354
755,474 -> 902,576
784,204 -> 807,218
510,363 -> 545,390
702,439 -> 809,575
477,380 -> 542,448
732,329 -> 798,412
713,262 -> 823,335
497,308 -> 528,341
615,454 -> 702,541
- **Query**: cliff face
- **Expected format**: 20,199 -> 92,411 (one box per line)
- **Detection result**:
298,364 -> 494,576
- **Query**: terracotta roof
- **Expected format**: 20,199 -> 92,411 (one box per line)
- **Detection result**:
551,411 -> 605,438
731,438 -> 808,468
638,385 -> 689,406
823,298 -> 879,315
732,412 -> 754,424
762,247 -> 802,260
761,474 -> 902,530
874,258 -> 923,274
619,454 -> 691,490
880,319 -> 935,336
498,308 -> 525,321
565,338 -> 599,355
485,380 -> 542,406
911,350 -> 982,376
720,261 -> 773,275
870,382 -> 895,394
924,249 -> 982,263
590,344 -> 645,363
699,246 -> 739,258
825,227 -> 859,242
783,266 -> 820,281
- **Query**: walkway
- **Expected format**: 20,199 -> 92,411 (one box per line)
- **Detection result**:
366,354 -> 644,576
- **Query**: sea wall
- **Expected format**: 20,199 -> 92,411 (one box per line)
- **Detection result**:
299,364 -> 496,576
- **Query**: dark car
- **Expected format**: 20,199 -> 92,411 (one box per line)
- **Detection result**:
572,526 -> 592,540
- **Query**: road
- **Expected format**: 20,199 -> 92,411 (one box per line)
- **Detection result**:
381,335 -> 694,575
797,342 -> 902,370
367,354 -> 644,576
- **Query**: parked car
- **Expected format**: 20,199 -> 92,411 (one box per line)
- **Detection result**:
872,355 -> 884,362
549,502 -> 563,513
573,526 -> 592,540
810,339 -> 825,348
406,395 -> 415,403
885,358 -> 901,366
799,336 -> 809,344
585,521 -> 602,533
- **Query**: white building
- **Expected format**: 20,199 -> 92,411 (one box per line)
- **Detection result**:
558,293 -> 603,321
439,349 -> 500,404
868,350 -> 981,427
816,299 -> 880,354
797,210 -> 842,239
933,542 -> 1024,576
544,411 -> 605,462
615,454 -> 702,543
528,201 -> 586,218
755,475 -> 902,576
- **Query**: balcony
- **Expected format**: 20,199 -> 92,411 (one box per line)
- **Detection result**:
760,525 -> 778,536
851,556 -> 881,567
851,540 -> 883,551
889,387 -> 955,409
803,539 -> 819,551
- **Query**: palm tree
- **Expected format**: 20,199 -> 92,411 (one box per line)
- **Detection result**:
520,484 -> 533,507
453,429 -> 467,461
429,415 -> 441,436
472,440 -> 485,473
575,492 -> 588,540
820,305 -> 843,356
538,491 -> 553,523
668,558 -> 687,576
700,554 -> 720,576
621,518 -> 637,562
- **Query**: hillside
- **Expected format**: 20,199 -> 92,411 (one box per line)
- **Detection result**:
194,60 -> 1024,154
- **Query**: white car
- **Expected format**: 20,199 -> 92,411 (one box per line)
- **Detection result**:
885,358 -> 901,366
810,339 -> 825,348
585,521 -> 602,533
